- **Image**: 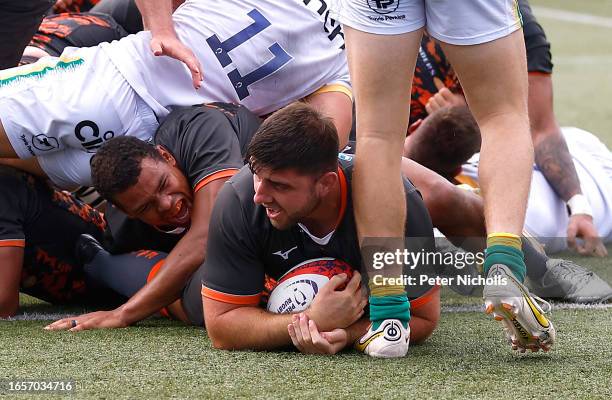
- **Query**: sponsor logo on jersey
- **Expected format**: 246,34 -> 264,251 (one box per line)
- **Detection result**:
367,0 -> 399,15
273,246 -> 298,260
32,134 -> 59,152
74,120 -> 115,153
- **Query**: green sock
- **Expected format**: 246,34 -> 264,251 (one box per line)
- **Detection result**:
369,294 -> 410,330
484,245 -> 527,282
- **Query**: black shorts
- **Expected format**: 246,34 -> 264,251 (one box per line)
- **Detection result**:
0,0 -> 54,69
182,265 -> 206,326
519,0 -> 553,74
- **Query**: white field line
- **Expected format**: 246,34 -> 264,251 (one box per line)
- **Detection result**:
1,303 -> 610,322
442,302 -> 612,313
1,312 -> 82,321
532,6 -> 612,28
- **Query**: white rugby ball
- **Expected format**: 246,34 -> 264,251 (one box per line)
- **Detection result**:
266,257 -> 354,314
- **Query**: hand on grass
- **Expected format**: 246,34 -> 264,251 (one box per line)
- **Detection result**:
567,214 -> 608,257
44,310 -> 128,332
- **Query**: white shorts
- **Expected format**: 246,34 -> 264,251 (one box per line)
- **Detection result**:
0,46 -> 158,187
330,0 -> 522,45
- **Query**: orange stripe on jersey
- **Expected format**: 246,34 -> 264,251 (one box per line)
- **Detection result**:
334,167 -> 348,229
146,260 -> 165,283
193,169 -> 240,193
144,259 -> 171,317
410,285 -> 440,310
309,84 -> 353,102
202,286 -> 261,306
528,71 -> 552,77
0,239 -> 26,248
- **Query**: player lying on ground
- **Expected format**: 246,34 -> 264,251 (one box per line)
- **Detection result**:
200,103 -> 553,354
0,0 -> 352,188
0,166 -> 124,318
406,105 -> 612,262
407,1 -> 604,256
52,102 -> 260,328
405,107 -> 612,302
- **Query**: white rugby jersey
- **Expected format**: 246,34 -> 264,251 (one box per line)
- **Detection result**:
100,0 -> 349,117
462,127 -> 612,251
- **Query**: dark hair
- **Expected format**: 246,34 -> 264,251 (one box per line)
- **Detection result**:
411,106 -> 481,178
245,102 -> 339,176
91,136 -> 163,201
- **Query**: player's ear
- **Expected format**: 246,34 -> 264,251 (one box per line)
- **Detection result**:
316,171 -> 337,195
156,145 -> 177,166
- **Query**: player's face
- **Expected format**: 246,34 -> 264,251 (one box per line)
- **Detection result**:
252,167 -> 323,230
114,156 -> 193,228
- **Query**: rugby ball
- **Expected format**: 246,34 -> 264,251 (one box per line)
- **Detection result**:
266,257 -> 354,314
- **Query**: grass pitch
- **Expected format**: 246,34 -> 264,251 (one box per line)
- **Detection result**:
2,1 -> 612,398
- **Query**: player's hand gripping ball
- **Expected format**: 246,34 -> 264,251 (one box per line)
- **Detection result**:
266,258 -> 354,314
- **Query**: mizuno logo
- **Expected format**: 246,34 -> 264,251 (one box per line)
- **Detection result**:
273,246 -> 297,260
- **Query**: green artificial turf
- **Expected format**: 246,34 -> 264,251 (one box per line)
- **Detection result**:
1,307 -> 610,399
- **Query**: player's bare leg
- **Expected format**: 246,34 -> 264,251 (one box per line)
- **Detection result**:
440,31 -> 554,351
344,27 -> 423,357
440,30 -> 532,239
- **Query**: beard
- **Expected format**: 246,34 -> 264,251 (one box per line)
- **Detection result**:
269,192 -> 322,231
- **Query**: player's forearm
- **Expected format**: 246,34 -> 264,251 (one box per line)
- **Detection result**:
345,318 -> 370,346
533,130 -> 582,201
118,230 -> 207,324
207,307 -> 294,351
135,0 -> 175,33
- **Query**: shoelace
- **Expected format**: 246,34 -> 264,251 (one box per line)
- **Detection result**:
554,260 -> 593,283
531,294 -> 552,314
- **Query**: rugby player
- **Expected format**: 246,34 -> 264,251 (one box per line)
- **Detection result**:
0,0 -> 352,189
415,0 -> 604,257
0,165 -> 123,318
329,0 -> 536,356
45,102 -> 261,329
404,106 -> 612,302
460,128 -> 612,258
205,102 -> 438,353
